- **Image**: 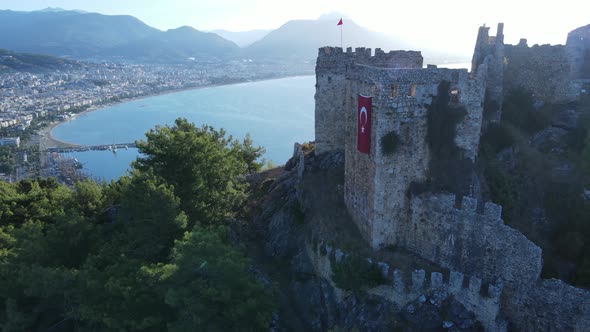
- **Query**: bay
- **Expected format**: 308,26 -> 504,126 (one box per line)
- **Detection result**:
51,76 -> 315,181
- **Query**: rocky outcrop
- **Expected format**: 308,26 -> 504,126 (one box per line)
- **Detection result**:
254,150 -> 487,331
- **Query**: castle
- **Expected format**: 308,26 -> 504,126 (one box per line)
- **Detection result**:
313,23 -> 590,331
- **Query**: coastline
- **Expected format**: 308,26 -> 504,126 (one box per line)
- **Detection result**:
41,74 -> 313,148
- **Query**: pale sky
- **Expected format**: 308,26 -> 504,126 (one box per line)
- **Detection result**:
1,0 -> 589,55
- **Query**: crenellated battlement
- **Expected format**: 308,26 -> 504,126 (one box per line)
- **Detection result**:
425,193 -> 503,222
311,21 -> 590,331
306,238 -> 505,331
316,46 -> 423,70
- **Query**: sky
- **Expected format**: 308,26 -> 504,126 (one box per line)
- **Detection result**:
1,0 -> 589,55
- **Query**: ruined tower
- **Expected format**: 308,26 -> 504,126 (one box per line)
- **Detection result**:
471,23 -> 505,124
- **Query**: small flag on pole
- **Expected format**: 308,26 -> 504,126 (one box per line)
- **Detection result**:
337,18 -> 343,48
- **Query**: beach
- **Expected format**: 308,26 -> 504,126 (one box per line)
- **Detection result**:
39,74 -> 311,150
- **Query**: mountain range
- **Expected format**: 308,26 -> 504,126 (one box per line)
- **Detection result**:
0,48 -> 86,73
0,8 -> 465,63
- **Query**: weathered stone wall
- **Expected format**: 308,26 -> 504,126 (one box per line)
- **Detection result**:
343,77 -> 377,243
406,193 -> 542,288
471,23 -> 504,123
505,278 -> 590,332
566,24 -> 590,80
343,65 -> 485,248
504,42 -> 572,102
306,238 -> 506,331
314,47 -> 423,155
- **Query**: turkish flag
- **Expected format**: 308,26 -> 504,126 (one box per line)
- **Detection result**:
357,95 -> 371,154
337,18 -> 343,26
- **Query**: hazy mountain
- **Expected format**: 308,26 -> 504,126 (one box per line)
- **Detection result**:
0,9 -> 159,58
212,29 -> 270,47
243,17 -> 414,62
0,48 -> 86,73
0,9 -> 238,62
34,7 -> 88,14
103,26 -> 239,61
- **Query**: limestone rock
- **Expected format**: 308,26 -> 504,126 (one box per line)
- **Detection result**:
290,277 -> 337,331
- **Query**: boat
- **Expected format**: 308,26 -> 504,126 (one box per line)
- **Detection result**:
125,145 -> 128,150
112,145 -> 117,153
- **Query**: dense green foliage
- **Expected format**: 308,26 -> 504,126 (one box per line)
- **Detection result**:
502,88 -> 551,133
134,118 -> 264,225
480,90 -> 590,287
380,131 -> 400,156
0,119 -> 274,331
332,255 -> 385,291
410,80 -> 473,197
0,146 -> 15,174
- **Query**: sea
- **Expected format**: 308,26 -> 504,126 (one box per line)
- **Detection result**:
51,76 -> 316,182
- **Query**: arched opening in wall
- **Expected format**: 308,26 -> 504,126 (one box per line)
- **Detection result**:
449,88 -> 460,103
390,84 -> 399,97
408,83 -> 417,97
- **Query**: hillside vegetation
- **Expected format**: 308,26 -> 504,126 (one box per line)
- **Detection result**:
0,118 -> 273,331
479,90 -> 590,287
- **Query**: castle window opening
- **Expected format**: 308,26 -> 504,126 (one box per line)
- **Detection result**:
450,88 -> 460,103
390,84 -> 398,97
408,83 -> 417,97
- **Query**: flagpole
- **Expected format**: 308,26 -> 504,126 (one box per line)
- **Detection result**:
340,24 -> 342,49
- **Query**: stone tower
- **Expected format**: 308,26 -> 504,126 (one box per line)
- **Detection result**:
314,46 -> 487,248
314,47 -> 423,155
471,23 -> 505,124
342,65 -> 486,248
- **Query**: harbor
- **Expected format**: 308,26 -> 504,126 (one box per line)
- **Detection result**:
45,142 -> 136,153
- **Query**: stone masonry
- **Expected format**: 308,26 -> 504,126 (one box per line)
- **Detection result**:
471,23 -> 505,123
314,47 -> 423,155
313,23 -> 590,331
503,24 -> 590,103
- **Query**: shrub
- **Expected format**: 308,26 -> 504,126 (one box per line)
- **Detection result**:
380,131 -> 400,156
480,123 -> 515,155
427,81 -> 467,160
332,255 -> 385,291
423,80 -> 474,196
502,88 -> 551,133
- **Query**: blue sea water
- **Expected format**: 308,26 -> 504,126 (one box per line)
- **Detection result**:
51,76 -> 315,181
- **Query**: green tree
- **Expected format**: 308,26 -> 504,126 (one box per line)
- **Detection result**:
133,118 -> 252,225
108,172 -> 187,263
161,227 -> 276,331
234,133 -> 265,174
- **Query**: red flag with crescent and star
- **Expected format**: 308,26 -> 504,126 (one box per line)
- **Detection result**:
357,95 -> 371,154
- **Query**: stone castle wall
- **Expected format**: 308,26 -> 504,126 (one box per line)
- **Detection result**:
305,238 -> 506,331
504,42 -> 572,102
343,65 -> 485,248
315,47 -> 423,155
566,24 -> 590,80
506,278 -> 590,331
312,22 -> 590,331
404,192 -> 590,331
471,23 -> 504,123
406,193 -> 542,288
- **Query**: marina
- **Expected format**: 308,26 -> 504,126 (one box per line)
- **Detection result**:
45,143 -> 136,153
